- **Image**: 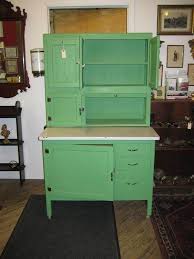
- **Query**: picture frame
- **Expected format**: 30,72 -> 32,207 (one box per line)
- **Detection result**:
167,45 -> 184,68
5,47 -> 18,58
157,5 -> 193,35
5,59 -> 18,74
166,78 -> 177,91
188,64 -> 194,86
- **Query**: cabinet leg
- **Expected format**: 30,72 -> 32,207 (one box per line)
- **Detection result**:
46,199 -> 52,219
147,199 -> 153,217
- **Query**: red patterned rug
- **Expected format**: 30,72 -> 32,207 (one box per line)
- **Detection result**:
151,196 -> 194,259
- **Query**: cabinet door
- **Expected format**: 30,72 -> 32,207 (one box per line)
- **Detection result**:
43,143 -> 114,200
149,36 -> 160,90
44,35 -> 80,89
46,94 -> 83,127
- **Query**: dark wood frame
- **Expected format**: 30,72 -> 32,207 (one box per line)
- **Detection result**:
157,5 -> 194,35
0,0 -> 30,98
166,45 -> 184,68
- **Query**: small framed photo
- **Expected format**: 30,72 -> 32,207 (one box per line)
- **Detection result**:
5,47 -> 18,58
157,5 -> 193,35
166,78 -> 177,91
167,45 -> 184,68
5,59 -> 18,74
188,64 -> 194,86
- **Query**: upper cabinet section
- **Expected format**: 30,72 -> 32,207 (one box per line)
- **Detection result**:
0,0 -> 30,98
44,35 -> 80,89
43,33 -> 160,91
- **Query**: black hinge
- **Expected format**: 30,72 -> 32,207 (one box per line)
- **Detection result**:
111,171 -> 113,181
47,187 -> 52,192
45,149 -> 49,154
79,107 -> 85,116
48,116 -> 52,121
47,97 -> 51,102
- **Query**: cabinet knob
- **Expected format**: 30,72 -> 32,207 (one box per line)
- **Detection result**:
47,187 -> 52,192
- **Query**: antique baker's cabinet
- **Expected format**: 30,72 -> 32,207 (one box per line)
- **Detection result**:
40,33 -> 160,218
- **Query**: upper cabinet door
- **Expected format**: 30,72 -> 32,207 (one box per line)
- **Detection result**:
44,35 -> 80,89
149,36 -> 160,90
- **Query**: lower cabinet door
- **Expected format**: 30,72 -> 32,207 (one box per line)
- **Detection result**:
43,143 -> 114,200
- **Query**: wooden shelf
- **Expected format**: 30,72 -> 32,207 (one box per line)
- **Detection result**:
0,139 -> 23,146
0,101 -> 25,185
156,146 -> 194,151
0,163 -> 25,171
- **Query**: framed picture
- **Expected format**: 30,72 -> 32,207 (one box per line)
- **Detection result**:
167,45 -> 184,68
5,59 -> 18,74
5,47 -> 18,58
188,64 -> 194,86
166,78 -> 177,91
157,5 -> 193,35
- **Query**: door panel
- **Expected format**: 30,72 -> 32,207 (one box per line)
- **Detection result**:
46,94 -> 82,127
44,36 -> 80,88
43,143 -> 114,200
149,36 -> 160,90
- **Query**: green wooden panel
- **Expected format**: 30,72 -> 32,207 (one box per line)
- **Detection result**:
83,39 -> 148,64
114,141 -> 155,200
43,143 -> 114,200
44,35 -> 80,88
85,94 -> 148,126
46,94 -> 82,127
149,36 -> 160,89
83,64 -> 147,86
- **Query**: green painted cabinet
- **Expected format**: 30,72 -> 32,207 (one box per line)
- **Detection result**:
41,137 -> 156,219
41,33 -> 160,219
43,33 -> 160,127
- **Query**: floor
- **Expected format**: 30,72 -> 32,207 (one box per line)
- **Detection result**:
0,180 -> 162,259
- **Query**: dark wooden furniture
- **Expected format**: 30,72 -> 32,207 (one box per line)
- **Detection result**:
0,101 -> 25,184
151,99 -> 194,191
0,0 -> 30,98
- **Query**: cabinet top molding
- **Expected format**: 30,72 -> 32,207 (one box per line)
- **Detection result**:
39,127 -> 159,141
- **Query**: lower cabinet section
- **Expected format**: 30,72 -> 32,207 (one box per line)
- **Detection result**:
42,140 -> 155,218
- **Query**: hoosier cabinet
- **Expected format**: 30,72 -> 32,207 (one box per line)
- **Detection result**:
39,33 -> 160,218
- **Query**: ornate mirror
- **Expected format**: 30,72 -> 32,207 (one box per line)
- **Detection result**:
0,0 -> 30,98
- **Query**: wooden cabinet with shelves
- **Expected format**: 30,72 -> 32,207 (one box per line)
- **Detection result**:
151,99 -> 194,189
43,33 -> 160,127
0,101 -> 25,185
40,33 -> 160,218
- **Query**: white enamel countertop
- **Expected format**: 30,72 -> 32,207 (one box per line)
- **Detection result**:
39,127 -> 159,141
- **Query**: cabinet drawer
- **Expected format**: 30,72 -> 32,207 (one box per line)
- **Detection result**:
114,179 -> 152,200
116,157 -> 146,172
115,143 -> 150,156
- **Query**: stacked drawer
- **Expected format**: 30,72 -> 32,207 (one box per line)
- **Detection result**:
114,142 -> 152,200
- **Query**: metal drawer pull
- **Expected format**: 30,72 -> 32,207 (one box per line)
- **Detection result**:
127,182 -> 137,185
128,148 -> 138,152
128,163 -> 138,166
